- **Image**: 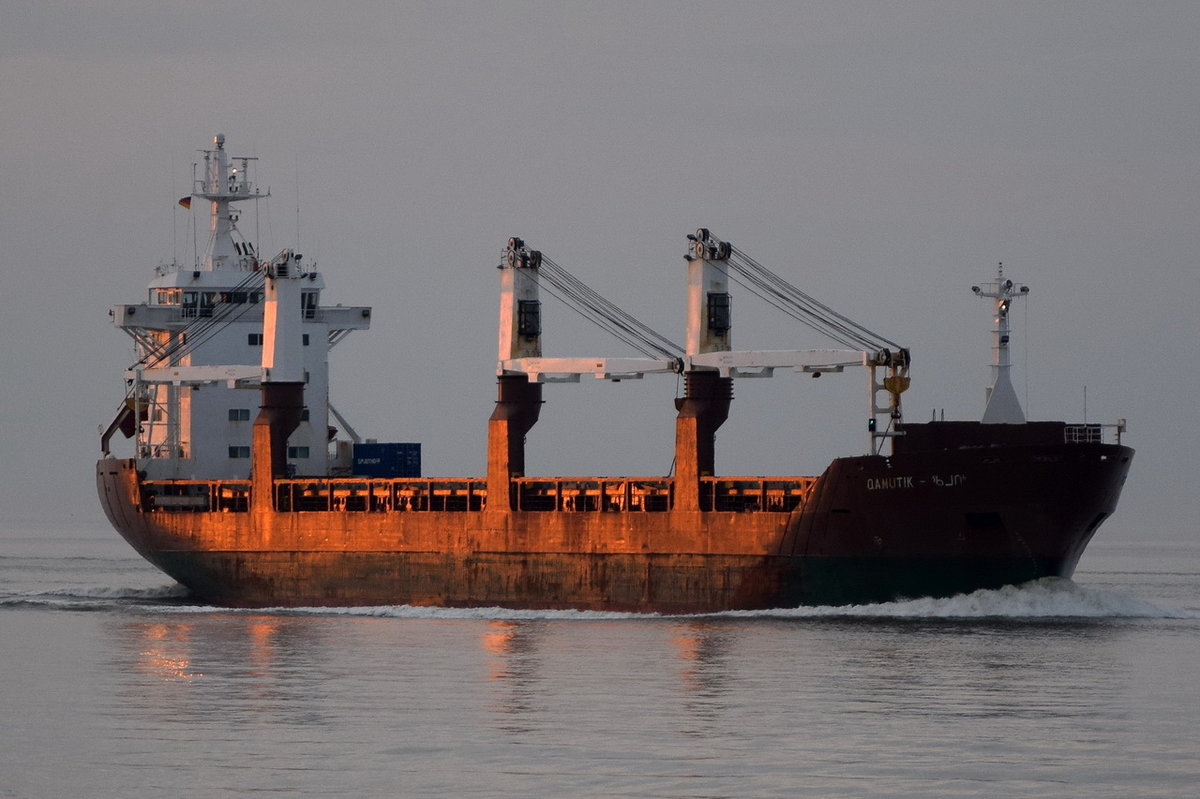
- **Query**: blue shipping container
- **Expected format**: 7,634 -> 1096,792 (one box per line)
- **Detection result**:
353,442 -> 421,478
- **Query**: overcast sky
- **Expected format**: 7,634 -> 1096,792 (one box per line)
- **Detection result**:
1,1 -> 1196,541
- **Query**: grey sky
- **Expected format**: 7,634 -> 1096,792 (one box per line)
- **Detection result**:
1,1 -> 1196,540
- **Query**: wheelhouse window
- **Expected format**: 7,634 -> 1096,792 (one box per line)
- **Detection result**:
228,408 -> 251,422
301,291 -> 318,319
228,446 -> 251,459
182,291 -> 218,317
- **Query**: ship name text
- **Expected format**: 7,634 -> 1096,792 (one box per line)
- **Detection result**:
866,476 -> 913,491
866,473 -> 967,491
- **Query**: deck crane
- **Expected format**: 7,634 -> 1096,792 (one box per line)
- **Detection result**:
496,238 -> 683,382
495,230 -> 911,454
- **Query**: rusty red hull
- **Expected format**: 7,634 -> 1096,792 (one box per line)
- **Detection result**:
96,424 -> 1133,611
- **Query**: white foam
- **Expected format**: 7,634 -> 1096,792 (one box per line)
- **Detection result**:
42,584 -> 189,601
0,583 -> 190,611
722,578 -> 1196,620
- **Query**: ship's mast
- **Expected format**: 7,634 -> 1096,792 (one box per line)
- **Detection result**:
487,238 -> 545,507
684,229 -> 733,356
195,133 -> 265,271
972,263 -> 1029,423
497,238 -> 543,362
675,231 -> 735,509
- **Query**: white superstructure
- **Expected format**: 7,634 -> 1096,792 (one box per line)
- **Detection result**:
104,134 -> 370,479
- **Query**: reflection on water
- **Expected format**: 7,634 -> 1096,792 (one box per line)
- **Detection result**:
812,620 -> 1134,724
476,618 -> 742,741
669,622 -> 733,737
111,614 -> 332,728
481,619 -> 545,732
0,600 -> 1194,798
134,622 -> 203,681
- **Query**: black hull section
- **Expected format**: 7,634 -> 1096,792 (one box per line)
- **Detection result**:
794,444 -> 1131,566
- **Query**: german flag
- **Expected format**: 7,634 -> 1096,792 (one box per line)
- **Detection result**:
178,196 -> 192,209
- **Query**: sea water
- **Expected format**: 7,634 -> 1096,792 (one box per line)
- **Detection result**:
2,522 -> 1198,798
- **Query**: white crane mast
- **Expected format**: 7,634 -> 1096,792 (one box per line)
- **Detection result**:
497,238 -> 679,381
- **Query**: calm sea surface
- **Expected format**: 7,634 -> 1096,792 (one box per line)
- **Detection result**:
2,521 -> 1198,798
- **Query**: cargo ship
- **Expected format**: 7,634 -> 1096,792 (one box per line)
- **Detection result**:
96,135 -> 1133,611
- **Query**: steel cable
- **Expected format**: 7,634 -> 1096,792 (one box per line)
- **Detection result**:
536,256 -> 682,359
722,245 -> 901,352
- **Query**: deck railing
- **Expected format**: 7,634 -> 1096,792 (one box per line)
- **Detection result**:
139,475 -> 820,514
700,477 -> 818,513
513,478 -> 674,512
141,480 -> 250,512
274,479 -> 487,512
